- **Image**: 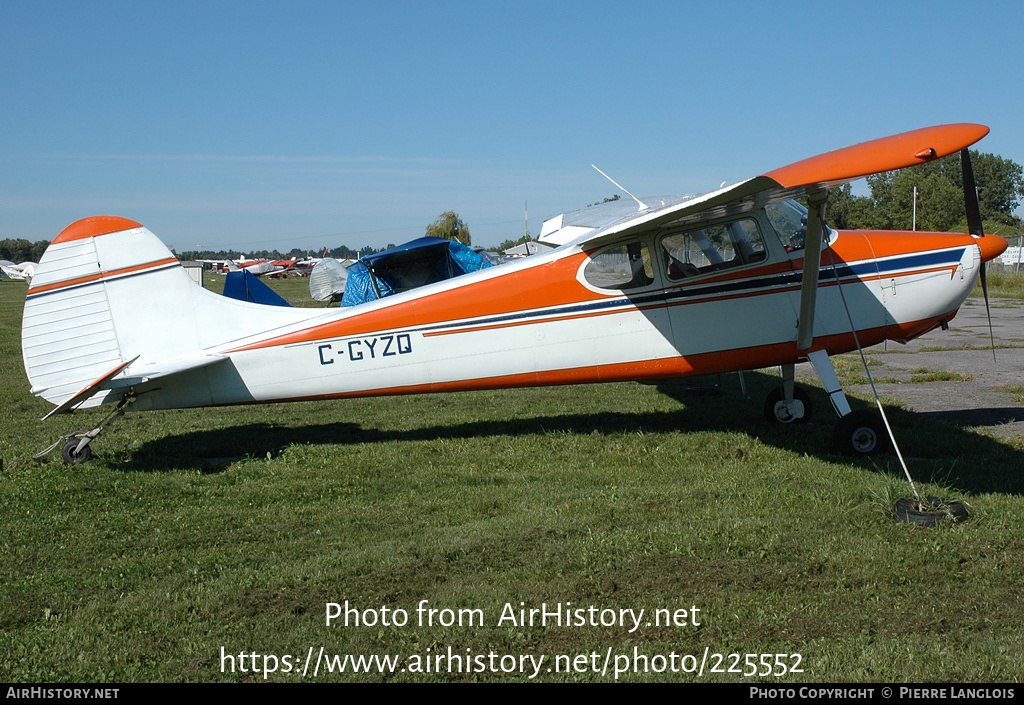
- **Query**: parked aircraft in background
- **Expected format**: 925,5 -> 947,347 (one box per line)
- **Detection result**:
21,124 -> 1005,464
1,261 -> 36,283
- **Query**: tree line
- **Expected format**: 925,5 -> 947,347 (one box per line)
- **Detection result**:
823,150 -> 1023,236
0,239 -> 49,263
174,244 -> 391,263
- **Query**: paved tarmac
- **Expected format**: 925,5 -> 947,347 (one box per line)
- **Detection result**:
800,297 -> 1024,439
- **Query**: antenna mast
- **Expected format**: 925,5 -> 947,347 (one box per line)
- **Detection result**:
591,165 -> 648,211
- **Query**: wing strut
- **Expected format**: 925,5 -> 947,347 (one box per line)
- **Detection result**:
796,190 -> 829,351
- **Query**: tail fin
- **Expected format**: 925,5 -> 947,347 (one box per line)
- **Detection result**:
22,216 -> 318,412
23,217 -> 172,408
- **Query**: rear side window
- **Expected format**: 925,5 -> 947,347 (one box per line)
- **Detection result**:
660,218 -> 766,280
583,241 -> 654,290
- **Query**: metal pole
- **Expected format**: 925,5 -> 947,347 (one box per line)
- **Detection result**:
912,186 -> 917,231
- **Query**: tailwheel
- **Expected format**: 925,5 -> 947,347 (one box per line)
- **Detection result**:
833,410 -> 889,456
763,386 -> 812,424
34,393 -> 135,466
61,438 -> 94,465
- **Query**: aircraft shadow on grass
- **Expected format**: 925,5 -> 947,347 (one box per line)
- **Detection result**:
123,370 -> 1024,496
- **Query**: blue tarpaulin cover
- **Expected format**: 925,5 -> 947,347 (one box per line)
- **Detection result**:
222,269 -> 292,307
340,237 -> 493,307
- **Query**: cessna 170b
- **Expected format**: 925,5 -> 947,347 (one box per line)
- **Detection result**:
22,123 -> 1007,464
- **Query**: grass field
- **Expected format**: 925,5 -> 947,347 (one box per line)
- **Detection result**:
2,277 -> 1024,682
972,268 -> 1024,300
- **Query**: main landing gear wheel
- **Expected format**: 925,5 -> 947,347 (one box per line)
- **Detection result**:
61,438 -> 93,465
763,386 -> 812,424
832,410 -> 889,456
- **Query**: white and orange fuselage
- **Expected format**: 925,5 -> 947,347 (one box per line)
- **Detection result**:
21,124 -> 1008,429
21,211 -> 1004,417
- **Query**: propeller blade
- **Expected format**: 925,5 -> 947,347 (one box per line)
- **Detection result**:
980,265 -> 996,361
961,149 -> 984,238
962,149 -> 997,360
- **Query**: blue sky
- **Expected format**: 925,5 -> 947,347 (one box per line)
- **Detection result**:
2,0 -> 1022,252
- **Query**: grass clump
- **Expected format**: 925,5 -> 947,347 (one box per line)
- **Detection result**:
907,369 -> 976,383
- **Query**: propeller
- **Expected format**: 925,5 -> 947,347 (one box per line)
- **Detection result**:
961,149 -> 997,361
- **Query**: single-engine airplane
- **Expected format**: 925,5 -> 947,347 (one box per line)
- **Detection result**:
22,124 -> 1007,464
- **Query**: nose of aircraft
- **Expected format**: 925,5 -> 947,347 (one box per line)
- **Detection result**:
977,235 -> 1008,263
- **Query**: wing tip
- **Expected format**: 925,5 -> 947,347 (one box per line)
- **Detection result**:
765,123 -> 991,190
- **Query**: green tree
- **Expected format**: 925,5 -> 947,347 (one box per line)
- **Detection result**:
825,184 -> 862,230
823,150 -> 1023,234
964,151 -> 1024,227
425,211 -> 471,245
0,238 -> 50,263
587,194 -> 621,207
863,165 -> 963,231
329,245 -> 362,260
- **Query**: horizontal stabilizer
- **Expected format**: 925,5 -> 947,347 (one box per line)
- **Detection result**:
39,353 -> 230,419
110,353 -> 228,387
42,357 -> 138,420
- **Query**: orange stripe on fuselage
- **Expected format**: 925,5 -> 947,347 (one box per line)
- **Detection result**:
26,257 -> 179,296
227,230 -> 975,353
795,230 -> 976,275
230,314 -> 952,406
228,252 -> 814,353
844,231 -> 974,259
228,254 -> 594,352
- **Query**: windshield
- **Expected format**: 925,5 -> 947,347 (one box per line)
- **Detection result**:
765,200 -> 833,253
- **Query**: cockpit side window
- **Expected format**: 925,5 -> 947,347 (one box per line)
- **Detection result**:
583,241 -> 654,290
660,217 -> 766,281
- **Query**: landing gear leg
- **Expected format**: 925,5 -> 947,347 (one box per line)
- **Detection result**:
806,350 -> 851,418
764,363 -> 812,423
804,350 -> 889,456
34,394 -> 135,465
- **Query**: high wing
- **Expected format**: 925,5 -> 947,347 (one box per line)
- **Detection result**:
540,124 -> 990,250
